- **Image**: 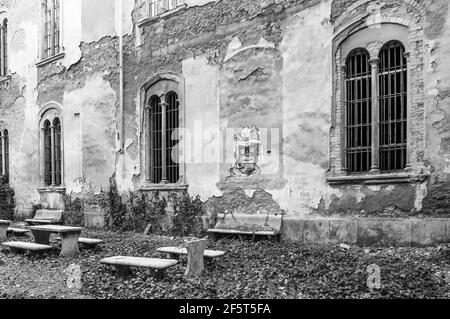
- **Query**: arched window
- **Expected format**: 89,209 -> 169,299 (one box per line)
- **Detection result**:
42,0 -> 61,59
0,129 -> 9,178
44,120 -> 52,186
147,92 -> 180,184
166,92 -> 180,184
345,48 -> 372,173
378,41 -> 408,172
39,105 -> 63,188
54,118 -> 62,186
0,18 -> 7,77
149,95 -> 162,183
339,38 -> 409,176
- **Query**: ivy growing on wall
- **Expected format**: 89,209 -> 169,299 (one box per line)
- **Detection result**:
169,191 -> 204,237
63,193 -> 85,227
0,175 -> 15,221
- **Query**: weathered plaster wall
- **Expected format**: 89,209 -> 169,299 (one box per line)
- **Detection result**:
0,0 -> 40,211
124,0 -> 450,219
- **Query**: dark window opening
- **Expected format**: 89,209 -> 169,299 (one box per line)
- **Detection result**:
44,120 -> 52,186
150,95 -> 162,184
345,48 -> 372,173
378,41 -> 407,172
166,92 -> 180,184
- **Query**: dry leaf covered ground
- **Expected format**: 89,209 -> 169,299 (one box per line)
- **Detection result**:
0,230 -> 449,299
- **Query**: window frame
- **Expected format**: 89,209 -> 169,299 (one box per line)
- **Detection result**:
0,18 -> 8,78
38,102 -> 65,189
38,0 -> 64,65
140,72 -> 187,191
0,129 -> 9,178
328,22 -> 427,186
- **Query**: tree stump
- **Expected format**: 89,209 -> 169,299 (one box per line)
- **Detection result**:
184,239 -> 208,278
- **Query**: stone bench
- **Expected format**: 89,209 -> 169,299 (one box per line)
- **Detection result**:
7,228 -> 31,237
25,210 -> 63,226
157,246 -> 226,260
207,213 -> 283,241
56,237 -> 103,249
100,256 -> 178,279
2,242 -> 53,254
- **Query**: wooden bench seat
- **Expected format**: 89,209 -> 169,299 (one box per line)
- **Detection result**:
101,256 -> 178,279
25,210 -> 63,226
2,241 -> 53,254
7,228 -> 30,237
157,246 -> 226,259
207,213 -> 283,241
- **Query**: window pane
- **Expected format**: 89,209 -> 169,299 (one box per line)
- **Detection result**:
150,96 -> 162,183
378,41 -> 407,172
345,48 -> 372,173
166,92 -> 180,184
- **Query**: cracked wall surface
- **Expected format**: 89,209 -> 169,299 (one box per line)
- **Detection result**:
0,0 -> 449,219
123,0 -> 450,218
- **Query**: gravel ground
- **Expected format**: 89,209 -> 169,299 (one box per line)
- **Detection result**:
0,229 -> 449,299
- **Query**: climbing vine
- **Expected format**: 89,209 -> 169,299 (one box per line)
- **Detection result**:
169,191 -> 204,237
0,175 -> 15,221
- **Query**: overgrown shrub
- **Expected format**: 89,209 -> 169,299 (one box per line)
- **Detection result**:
170,191 -> 204,237
63,193 -> 85,227
102,177 -> 127,231
101,177 -> 167,233
0,175 -> 15,221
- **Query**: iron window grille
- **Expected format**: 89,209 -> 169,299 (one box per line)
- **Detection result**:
43,118 -> 63,187
344,41 -> 408,174
43,0 -> 61,59
0,130 -> 6,177
345,48 -> 372,173
0,19 -> 7,77
148,92 -> 180,184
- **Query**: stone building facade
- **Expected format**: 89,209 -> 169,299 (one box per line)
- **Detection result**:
0,0 -> 449,244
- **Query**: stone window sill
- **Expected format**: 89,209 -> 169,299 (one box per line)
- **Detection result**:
140,184 -> 188,192
36,52 -> 65,68
138,4 -> 188,28
327,173 -> 428,186
37,187 -> 67,194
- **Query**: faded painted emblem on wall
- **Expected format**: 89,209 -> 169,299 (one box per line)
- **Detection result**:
232,127 -> 262,177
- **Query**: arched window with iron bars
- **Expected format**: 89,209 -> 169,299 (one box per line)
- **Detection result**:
43,118 -> 62,187
344,40 -> 408,174
378,41 -> 408,172
345,48 -> 372,173
0,129 -> 9,177
147,92 -> 180,184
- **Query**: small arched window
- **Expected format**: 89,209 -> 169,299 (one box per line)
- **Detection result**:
53,118 -> 62,186
378,41 -> 408,172
44,120 -> 52,186
147,92 -> 181,184
41,115 -> 63,188
0,129 -> 9,178
345,48 -> 372,173
166,92 -> 180,184
0,18 -> 8,77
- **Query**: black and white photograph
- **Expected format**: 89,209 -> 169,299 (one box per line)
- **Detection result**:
0,0 -> 449,308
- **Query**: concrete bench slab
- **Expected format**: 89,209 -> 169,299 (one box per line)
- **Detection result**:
157,246 -> 226,259
7,228 -> 30,236
2,242 -> 53,254
207,213 -> 283,241
25,210 -> 63,226
56,237 -> 103,249
101,256 -> 178,279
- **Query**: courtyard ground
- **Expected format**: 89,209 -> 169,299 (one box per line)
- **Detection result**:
0,230 -> 449,299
